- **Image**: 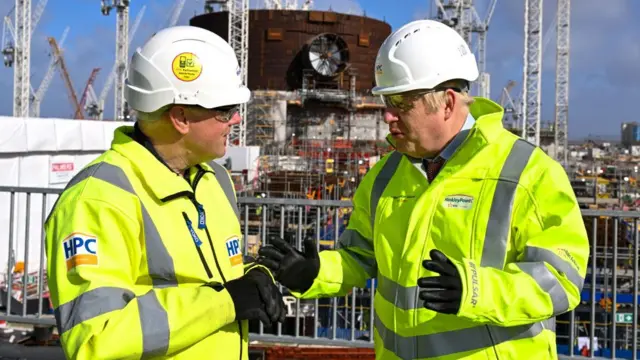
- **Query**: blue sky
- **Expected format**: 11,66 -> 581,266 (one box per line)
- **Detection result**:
0,0 -> 636,140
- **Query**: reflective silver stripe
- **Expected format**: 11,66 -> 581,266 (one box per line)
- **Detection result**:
520,246 -> 585,315
339,247 -> 377,278
374,311 -> 545,359
208,160 -> 240,220
337,229 -> 373,251
481,139 -> 535,268
138,290 -> 170,358
370,151 -> 403,230
64,162 -> 178,287
337,219 -> 378,278
524,246 -> 584,291
50,162 -> 175,357
516,262 -> 569,315
55,287 -> 135,334
377,273 -> 418,310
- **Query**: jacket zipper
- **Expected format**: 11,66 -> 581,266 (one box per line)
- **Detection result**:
190,167 -> 243,360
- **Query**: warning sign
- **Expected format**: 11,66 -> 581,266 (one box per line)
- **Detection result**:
172,52 -> 202,82
49,156 -> 76,185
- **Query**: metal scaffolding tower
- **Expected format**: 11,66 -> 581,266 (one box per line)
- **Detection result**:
205,0 -> 248,147
13,0 -> 31,118
522,0 -> 543,145
554,0 -> 570,167
101,0 -> 130,121
3,0 -> 48,117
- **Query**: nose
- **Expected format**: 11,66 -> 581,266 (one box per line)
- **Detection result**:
383,109 -> 399,124
228,111 -> 242,126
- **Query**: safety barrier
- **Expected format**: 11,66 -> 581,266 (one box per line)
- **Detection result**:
1,185 -> 639,359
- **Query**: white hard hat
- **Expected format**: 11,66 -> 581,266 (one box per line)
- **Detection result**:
124,25 -> 250,113
371,19 -> 479,96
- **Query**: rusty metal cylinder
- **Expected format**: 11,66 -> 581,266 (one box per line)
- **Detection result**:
189,10 -> 392,93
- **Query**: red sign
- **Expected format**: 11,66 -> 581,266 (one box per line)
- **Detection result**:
52,162 -> 74,172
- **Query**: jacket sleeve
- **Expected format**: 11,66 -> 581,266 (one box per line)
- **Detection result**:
291,170 -> 380,299
46,198 -> 238,360
455,161 -> 589,326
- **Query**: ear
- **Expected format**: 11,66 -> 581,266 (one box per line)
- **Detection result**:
167,105 -> 190,135
443,89 -> 457,120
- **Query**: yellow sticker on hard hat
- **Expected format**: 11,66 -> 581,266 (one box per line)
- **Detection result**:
172,52 -> 202,82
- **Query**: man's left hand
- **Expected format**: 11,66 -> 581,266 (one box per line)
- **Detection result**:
417,249 -> 463,315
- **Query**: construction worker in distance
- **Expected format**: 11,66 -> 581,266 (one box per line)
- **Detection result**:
44,26 -> 286,360
257,19 -> 590,359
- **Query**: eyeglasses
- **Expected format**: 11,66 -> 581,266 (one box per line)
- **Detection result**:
382,86 -> 464,112
213,104 -> 240,122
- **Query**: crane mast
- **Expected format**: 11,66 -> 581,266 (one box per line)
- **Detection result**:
522,0 -> 543,145
32,26 -> 69,117
432,0 -> 495,99
47,37 -> 83,119
101,0 -> 130,121
13,0 -> 31,118
205,0 -> 248,147
554,0 -> 570,167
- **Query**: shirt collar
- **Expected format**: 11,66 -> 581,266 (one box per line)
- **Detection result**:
425,112 -> 476,161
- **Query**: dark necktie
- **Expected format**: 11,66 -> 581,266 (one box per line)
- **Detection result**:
423,157 -> 445,182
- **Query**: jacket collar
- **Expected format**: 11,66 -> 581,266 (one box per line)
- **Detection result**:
110,124 -> 214,202
385,97 -> 505,153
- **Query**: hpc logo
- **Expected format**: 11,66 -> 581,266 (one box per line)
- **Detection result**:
62,233 -> 98,271
225,237 -> 242,267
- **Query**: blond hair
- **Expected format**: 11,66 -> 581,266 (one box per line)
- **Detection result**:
421,80 -> 474,114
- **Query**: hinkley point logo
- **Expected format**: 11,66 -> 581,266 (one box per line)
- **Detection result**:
443,194 -> 474,210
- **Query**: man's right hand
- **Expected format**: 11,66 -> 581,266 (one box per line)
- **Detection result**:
220,267 -> 286,328
257,235 -> 320,293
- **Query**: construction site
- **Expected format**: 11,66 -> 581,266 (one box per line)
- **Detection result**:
0,0 -> 571,203
1,0 -> 640,359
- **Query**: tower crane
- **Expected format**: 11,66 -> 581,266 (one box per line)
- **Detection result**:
31,26 -> 69,117
77,68 -> 101,119
505,10 -> 556,133
100,0 -> 130,121
47,37 -> 83,119
168,0 -> 186,27
10,0 -> 30,119
86,3 -> 145,120
205,0 -> 248,146
554,0 -> 570,168
522,0 -> 543,145
499,80 -> 520,130
431,0 -> 496,99
3,0 -> 49,118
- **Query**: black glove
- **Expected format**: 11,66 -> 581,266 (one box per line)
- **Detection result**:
217,267 -> 286,328
257,235 -> 320,293
417,249 -> 463,315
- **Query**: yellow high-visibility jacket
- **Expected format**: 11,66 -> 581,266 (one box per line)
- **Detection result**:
45,125 -> 256,360
293,97 -> 589,359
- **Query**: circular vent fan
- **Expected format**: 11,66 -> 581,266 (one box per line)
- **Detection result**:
307,33 -> 349,77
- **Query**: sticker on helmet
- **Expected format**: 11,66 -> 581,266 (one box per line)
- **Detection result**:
172,52 -> 202,82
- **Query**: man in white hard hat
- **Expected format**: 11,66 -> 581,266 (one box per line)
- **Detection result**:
45,25 -> 286,360
257,19 -> 589,359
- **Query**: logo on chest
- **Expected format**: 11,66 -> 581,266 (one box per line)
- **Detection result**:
443,194 -> 474,210
225,236 -> 242,266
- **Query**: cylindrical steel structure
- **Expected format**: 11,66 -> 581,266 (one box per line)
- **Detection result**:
190,10 -> 391,93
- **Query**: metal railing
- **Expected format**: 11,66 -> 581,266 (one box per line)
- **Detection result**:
1,185 -> 640,359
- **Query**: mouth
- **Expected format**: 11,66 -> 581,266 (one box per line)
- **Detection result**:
389,129 -> 404,138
